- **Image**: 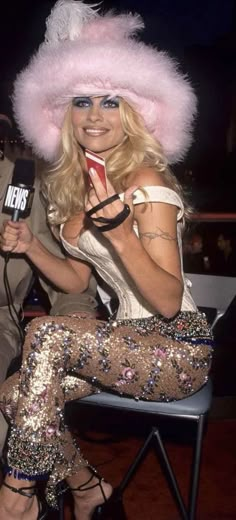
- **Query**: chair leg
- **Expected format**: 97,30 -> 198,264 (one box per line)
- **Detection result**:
117,426 -> 189,520
188,414 -> 206,520
117,428 -> 155,494
153,427 -> 188,520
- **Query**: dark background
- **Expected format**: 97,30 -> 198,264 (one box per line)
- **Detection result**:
1,0 -> 236,211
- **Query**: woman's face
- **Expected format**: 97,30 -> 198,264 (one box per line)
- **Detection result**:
71,96 -> 125,158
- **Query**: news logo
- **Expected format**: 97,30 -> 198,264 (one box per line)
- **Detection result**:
3,184 -> 35,219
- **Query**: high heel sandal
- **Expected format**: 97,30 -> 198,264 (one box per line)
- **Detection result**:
92,489 -> 127,520
70,467 -> 127,520
2,481 -> 48,519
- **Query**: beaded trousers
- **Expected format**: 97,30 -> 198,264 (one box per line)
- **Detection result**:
0,311 -> 213,506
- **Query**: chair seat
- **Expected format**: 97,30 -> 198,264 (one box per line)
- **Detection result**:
79,379 -> 212,417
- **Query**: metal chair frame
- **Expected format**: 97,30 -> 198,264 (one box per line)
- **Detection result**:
61,274 -> 235,519
66,380 -> 212,520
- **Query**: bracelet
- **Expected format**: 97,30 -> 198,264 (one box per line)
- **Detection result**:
85,194 -> 119,218
97,204 -> 131,232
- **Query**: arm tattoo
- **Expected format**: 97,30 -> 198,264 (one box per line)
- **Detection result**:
139,226 -> 177,242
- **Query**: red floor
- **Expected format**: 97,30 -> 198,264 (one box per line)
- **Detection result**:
56,416 -> 236,520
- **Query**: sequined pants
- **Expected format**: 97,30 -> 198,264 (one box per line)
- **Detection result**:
0,312 -> 213,506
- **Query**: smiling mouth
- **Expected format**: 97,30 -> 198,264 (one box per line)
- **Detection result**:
84,128 -> 108,136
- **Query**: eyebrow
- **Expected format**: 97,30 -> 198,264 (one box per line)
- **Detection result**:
73,96 -> 91,100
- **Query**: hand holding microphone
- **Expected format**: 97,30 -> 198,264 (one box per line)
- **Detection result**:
0,158 -> 36,340
0,220 -> 34,254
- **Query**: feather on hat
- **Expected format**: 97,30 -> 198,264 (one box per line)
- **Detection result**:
13,0 -> 197,163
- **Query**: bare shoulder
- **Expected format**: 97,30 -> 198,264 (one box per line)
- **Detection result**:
128,167 -> 167,188
131,167 -> 178,224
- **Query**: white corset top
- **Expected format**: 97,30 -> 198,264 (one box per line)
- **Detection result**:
60,186 -> 197,319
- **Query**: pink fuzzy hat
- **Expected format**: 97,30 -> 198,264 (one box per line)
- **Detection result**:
13,0 -> 197,163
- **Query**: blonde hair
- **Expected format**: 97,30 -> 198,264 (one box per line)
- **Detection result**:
42,99 -> 189,225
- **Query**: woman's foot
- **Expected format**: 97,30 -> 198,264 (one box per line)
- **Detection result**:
0,477 -> 39,520
67,467 -> 113,520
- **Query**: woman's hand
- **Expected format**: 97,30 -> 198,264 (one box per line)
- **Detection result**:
0,219 -> 92,294
85,167 -> 137,242
86,166 -> 183,317
0,220 -> 34,254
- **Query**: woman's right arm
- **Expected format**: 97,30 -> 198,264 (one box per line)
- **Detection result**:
0,220 -> 91,293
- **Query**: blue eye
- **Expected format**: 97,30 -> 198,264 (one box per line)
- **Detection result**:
72,97 -> 92,108
102,97 -> 120,109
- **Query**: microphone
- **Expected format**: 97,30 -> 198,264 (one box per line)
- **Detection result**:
2,158 -> 35,341
2,158 -> 35,221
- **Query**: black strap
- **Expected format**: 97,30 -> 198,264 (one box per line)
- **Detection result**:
85,194 -> 119,218
2,481 -> 36,498
90,215 -> 116,224
70,470 -> 107,503
97,204 -> 131,232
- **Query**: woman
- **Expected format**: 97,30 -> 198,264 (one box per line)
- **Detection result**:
0,1 -> 214,519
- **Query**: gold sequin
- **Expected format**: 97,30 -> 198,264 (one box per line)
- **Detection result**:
0,311 -> 213,507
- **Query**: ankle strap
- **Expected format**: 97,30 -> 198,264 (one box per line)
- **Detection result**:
70,469 -> 107,503
70,472 -> 94,492
2,481 -> 37,498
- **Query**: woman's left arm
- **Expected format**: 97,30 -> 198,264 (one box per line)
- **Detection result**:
110,199 -> 183,318
87,168 -> 183,318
